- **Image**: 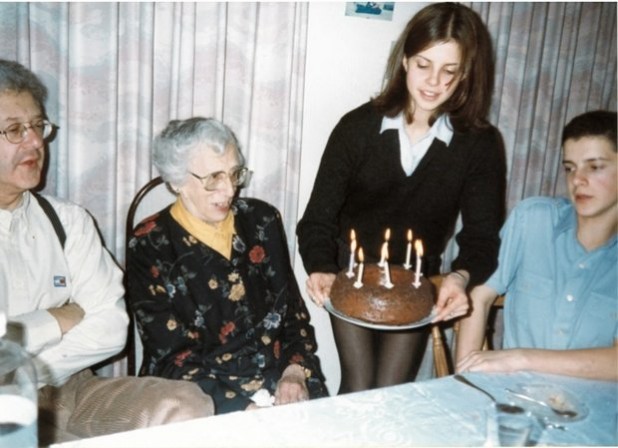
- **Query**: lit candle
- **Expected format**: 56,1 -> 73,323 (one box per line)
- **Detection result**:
381,245 -> 394,289
413,239 -> 424,288
403,229 -> 413,269
346,238 -> 357,278
354,247 -> 365,289
378,228 -> 391,267
378,242 -> 387,267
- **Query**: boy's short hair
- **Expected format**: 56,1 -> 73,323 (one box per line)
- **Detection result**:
562,110 -> 617,150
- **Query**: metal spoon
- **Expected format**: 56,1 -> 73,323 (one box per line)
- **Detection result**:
505,388 -> 578,419
454,375 -> 524,413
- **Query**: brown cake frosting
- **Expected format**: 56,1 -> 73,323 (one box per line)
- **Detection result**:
329,264 -> 435,325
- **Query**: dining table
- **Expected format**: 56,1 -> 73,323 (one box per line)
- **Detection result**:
52,371 -> 617,447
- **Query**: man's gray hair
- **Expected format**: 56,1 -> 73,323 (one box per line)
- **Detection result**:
0,59 -> 48,112
153,117 -> 244,185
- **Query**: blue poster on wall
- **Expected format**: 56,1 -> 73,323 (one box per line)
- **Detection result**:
345,2 -> 395,21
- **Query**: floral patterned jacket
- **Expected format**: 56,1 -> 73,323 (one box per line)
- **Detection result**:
126,198 -> 328,414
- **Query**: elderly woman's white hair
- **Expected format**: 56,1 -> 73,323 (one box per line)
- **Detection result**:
153,117 -> 244,186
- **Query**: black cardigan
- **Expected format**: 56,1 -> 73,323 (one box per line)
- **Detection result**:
297,102 -> 506,288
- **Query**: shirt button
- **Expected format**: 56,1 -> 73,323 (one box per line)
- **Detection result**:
578,263 -> 586,269
566,295 -> 575,302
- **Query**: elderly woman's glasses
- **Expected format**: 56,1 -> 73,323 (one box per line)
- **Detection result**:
189,167 -> 252,191
0,119 -> 55,144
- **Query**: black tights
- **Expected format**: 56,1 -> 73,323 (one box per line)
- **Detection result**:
330,314 -> 429,394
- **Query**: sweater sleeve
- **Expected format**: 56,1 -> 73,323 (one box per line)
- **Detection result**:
297,107 -> 370,275
450,126 -> 507,287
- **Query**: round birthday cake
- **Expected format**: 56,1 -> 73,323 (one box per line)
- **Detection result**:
329,264 -> 435,326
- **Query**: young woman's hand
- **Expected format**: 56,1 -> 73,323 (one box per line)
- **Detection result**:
306,272 -> 336,307
432,271 -> 470,323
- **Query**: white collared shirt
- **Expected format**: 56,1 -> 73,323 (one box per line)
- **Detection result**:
380,113 -> 454,176
0,192 -> 128,387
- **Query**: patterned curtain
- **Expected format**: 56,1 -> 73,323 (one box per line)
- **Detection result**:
0,1 -> 308,263
0,2 -> 615,381
474,2 -> 617,209
440,1 -> 616,272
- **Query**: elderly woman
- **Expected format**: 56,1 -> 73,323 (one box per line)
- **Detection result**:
126,117 -> 328,414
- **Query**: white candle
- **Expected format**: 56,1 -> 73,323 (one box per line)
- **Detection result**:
377,228 -> 391,267
346,238 -> 357,278
381,244 -> 394,289
413,239 -> 424,288
403,229 -> 413,269
378,242 -> 387,267
354,248 -> 365,289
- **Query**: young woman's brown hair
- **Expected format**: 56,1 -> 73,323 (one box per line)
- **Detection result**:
373,2 -> 494,130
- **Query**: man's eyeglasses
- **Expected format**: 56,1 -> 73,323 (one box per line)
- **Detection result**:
0,119 -> 55,144
189,167 -> 252,191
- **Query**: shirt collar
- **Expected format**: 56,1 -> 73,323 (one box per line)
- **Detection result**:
555,199 -> 617,251
9,191 -> 29,217
170,198 -> 235,259
380,113 -> 454,146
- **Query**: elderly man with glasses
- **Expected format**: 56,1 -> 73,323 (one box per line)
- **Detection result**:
0,59 -> 214,445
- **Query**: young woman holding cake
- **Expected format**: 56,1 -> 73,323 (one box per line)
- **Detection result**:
456,110 -> 617,381
297,2 -> 506,393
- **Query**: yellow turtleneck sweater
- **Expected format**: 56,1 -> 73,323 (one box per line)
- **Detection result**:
170,199 -> 235,259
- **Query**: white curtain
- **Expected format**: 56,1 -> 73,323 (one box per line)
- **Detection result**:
2,1 -> 614,267
1,2 -> 615,380
441,1 -> 617,271
474,2 -> 617,209
0,2 -> 307,264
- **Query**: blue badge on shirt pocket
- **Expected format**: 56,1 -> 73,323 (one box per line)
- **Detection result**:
54,276 -> 67,287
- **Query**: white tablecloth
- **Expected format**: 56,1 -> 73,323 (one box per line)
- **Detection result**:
53,371 -> 617,447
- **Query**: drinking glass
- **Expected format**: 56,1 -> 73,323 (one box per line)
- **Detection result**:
493,407 -> 535,446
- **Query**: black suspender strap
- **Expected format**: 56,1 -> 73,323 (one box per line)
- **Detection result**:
32,192 -> 66,249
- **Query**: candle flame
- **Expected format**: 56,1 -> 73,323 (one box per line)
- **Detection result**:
414,239 -> 424,257
350,229 -> 356,242
351,238 -> 357,251
407,229 -> 412,242
381,243 -> 389,261
358,247 -> 364,262
384,228 -> 391,241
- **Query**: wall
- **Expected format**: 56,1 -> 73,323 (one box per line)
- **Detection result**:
294,2 -> 431,395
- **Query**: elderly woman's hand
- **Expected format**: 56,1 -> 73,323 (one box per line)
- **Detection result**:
274,364 -> 309,405
432,271 -> 470,323
306,272 -> 336,307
